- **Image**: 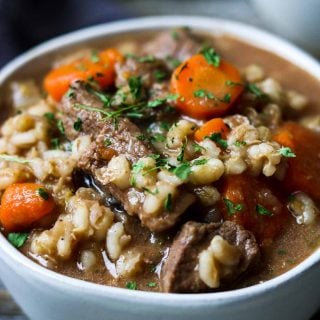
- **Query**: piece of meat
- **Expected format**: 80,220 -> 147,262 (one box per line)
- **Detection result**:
142,28 -> 203,65
161,221 -> 260,293
59,81 -> 195,232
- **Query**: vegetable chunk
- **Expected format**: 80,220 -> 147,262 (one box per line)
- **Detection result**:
273,122 -> 320,200
0,183 -> 55,232
220,174 -> 288,242
170,52 -> 243,119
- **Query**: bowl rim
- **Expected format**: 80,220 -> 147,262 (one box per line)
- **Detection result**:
1,15 -> 320,304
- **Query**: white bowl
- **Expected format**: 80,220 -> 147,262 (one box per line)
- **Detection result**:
0,16 -> 320,320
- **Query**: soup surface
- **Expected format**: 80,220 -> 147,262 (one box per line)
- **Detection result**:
0,28 -> 320,293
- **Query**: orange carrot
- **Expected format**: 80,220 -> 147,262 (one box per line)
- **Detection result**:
194,118 -> 230,141
0,183 -> 55,232
273,122 -> 320,200
44,48 -> 123,101
170,54 -> 243,119
219,174 -> 288,243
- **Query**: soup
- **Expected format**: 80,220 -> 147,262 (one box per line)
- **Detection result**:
0,28 -> 320,293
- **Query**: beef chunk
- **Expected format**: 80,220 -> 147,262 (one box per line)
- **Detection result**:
142,28 -> 203,66
161,221 -> 260,293
59,81 -> 195,232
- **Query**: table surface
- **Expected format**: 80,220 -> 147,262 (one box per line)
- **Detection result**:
0,0 -> 319,319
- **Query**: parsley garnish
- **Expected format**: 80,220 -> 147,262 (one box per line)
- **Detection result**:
246,83 -> 268,100
172,162 -> 191,180
126,281 -> 137,290
143,187 -> 159,195
192,142 -> 205,153
221,93 -> 231,103
128,76 -> 143,100
7,233 -> 28,248
90,50 -> 100,63
66,88 -> 76,98
166,56 -> 181,69
51,138 -> 61,149
73,118 -> 82,132
44,112 -> 55,121
200,46 -> 221,67
138,55 -> 155,63
164,193 -> 173,212
104,138 -> 112,147
37,188 -> 49,200
194,89 -> 215,99
177,139 -> 187,162
192,158 -> 208,166
171,30 -> 180,40
0,154 -> 31,164
153,70 -> 167,81
256,204 -> 273,216
234,140 -> 247,147
151,133 -> 166,143
57,119 -> 65,135
160,122 -> 170,131
206,133 -> 228,149
147,282 -> 157,288
223,198 -> 244,216
226,80 -> 242,87
278,147 -> 296,158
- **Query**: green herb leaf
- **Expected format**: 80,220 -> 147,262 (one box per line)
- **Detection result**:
73,118 -> 82,132
234,140 -> 247,147
192,158 -> 208,166
90,50 -> 100,63
57,119 -> 65,135
147,98 -> 166,108
51,138 -> 61,149
206,132 -> 228,149
166,93 -> 180,101
138,55 -> 155,63
177,139 -> 187,162
225,80 -> 242,87
278,147 -> 296,158
171,30 -> 180,40
126,281 -> 137,290
160,122 -> 170,131
192,142 -> 205,153
7,233 -> 28,248
153,70 -> 167,81
164,193 -> 173,212
44,112 -> 55,121
128,76 -> 143,100
166,56 -> 181,69
221,93 -> 231,103
151,133 -> 166,143
246,83 -> 267,99
0,154 -> 31,164
104,138 -> 112,147
194,89 -> 215,99
143,187 -> 159,195
37,188 -> 49,200
223,198 -> 244,216
256,204 -> 273,216
200,46 -> 221,67
172,162 -> 191,180
66,88 -> 76,98
147,282 -> 157,288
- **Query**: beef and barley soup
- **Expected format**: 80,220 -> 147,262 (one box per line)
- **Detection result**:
0,28 -> 320,293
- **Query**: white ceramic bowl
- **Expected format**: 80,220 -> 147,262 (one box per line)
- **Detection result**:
0,16 -> 320,320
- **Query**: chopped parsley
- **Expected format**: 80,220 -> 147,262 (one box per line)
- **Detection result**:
234,140 -> 247,147
160,122 -> 170,131
104,138 -> 112,147
166,56 -> 181,69
138,54 -> 155,63
57,119 -> 65,135
226,80 -> 242,87
246,83 -> 268,99
73,118 -> 82,132
151,133 -> 166,143
172,162 -> 191,180
147,98 -> 166,108
199,45 -> 221,67
164,193 -> 173,212
221,93 -> 231,103
194,89 -> 215,99
51,138 -> 61,149
166,93 -> 180,101
0,154 -> 31,164
223,198 -> 244,216
44,112 -> 55,121
143,187 -> 159,195
128,76 -> 143,100
66,88 -> 76,98
192,158 -> 208,166
153,69 -> 167,81
192,142 -> 205,153
256,204 -> 273,216
37,188 -> 49,200
171,30 -> 180,40
147,282 -> 157,288
7,233 -> 29,248
136,134 -> 147,141
206,132 -> 228,149
177,139 -> 187,162
126,281 -> 137,290
278,147 -> 296,158
90,50 -> 100,63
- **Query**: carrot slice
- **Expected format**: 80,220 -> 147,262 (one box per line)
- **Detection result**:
219,174 -> 288,243
194,118 -> 230,141
44,48 -> 123,101
170,54 -> 243,119
273,122 -> 320,200
0,183 -> 55,232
